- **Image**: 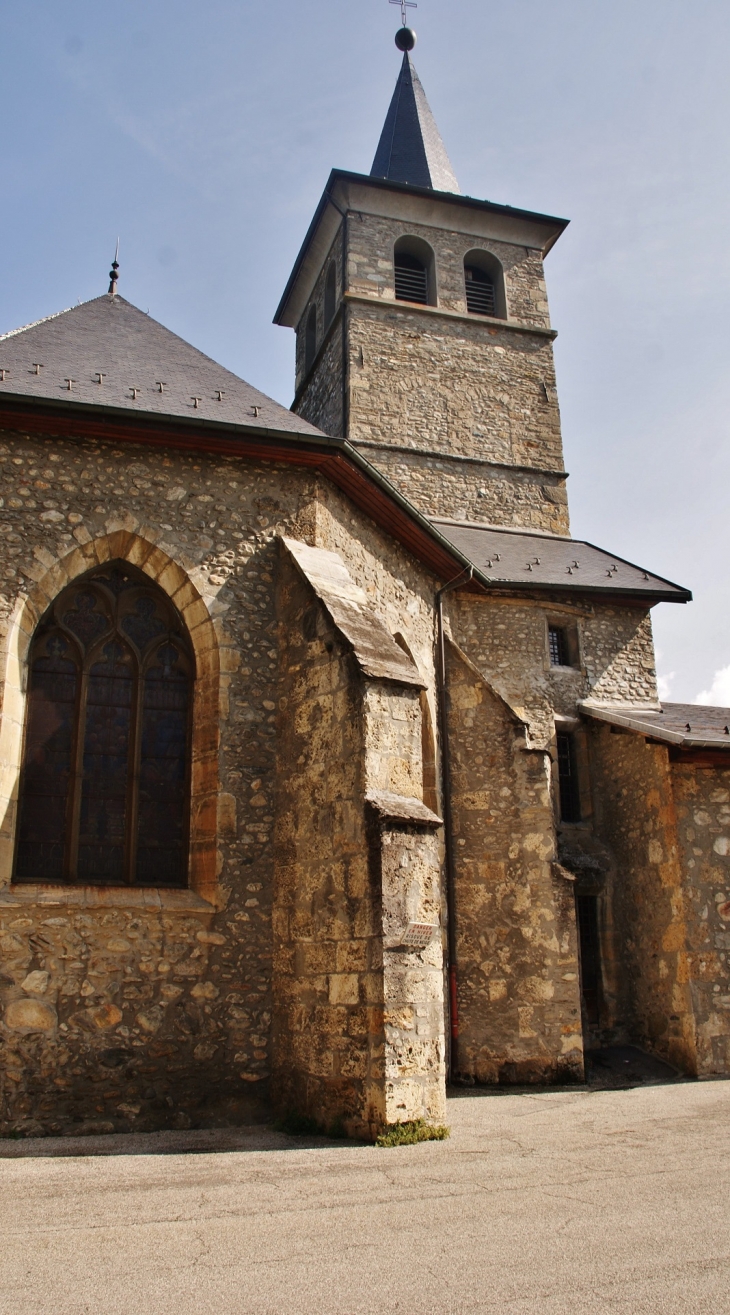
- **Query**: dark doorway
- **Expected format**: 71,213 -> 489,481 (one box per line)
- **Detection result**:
576,893 -> 602,1025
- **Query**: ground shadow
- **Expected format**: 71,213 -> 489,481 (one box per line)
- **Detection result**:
448,1044 -> 691,1098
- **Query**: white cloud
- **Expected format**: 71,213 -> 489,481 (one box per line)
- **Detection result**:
695,665 -> 730,707
657,671 -> 675,701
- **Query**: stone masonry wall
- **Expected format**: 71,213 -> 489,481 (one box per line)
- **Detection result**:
343,214 -> 552,328
0,424 -> 447,1136
588,723 -> 697,1075
295,315 -> 344,440
0,426 -> 325,1135
671,761 -> 730,1075
272,551 -> 445,1136
352,447 -> 570,534
450,595 -> 658,750
374,812 -> 446,1127
294,228 -> 343,395
272,559 -> 380,1134
345,304 -> 563,474
446,642 -> 583,1084
292,207 -> 567,531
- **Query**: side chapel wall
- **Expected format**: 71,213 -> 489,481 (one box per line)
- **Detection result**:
0,426 -> 447,1136
0,427 -> 317,1134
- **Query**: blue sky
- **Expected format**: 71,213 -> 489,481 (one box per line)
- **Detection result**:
2,0 -> 729,703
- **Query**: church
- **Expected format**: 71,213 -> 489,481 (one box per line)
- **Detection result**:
1,25 -> 729,1140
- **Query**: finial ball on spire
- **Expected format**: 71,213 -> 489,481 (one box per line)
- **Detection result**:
395,26 -> 416,51
108,238 -> 120,296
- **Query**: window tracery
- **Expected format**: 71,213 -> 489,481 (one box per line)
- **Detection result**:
14,562 -> 193,888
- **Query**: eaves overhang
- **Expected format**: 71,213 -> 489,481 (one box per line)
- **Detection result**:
274,168 -> 570,329
580,701 -> 730,752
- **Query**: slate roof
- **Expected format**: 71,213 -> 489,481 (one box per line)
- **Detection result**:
370,53 -> 460,193
0,295 -> 322,438
580,702 -> 730,751
431,520 -> 691,603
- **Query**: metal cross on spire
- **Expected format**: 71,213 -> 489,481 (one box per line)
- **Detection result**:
390,0 -> 417,28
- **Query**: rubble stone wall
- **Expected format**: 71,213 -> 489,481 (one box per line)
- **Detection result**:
445,641 -> 583,1083
671,761 -> 730,1075
376,818 -> 446,1126
293,208 -> 567,528
272,553 -> 445,1136
294,228 -> 344,395
450,595 -> 658,748
588,723 -> 697,1075
272,558 -> 381,1134
0,424 -> 450,1136
0,426 -> 323,1134
344,303 -> 563,474
342,213 -> 552,328
350,446 -> 570,533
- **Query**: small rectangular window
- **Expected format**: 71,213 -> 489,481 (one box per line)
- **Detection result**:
557,732 -> 581,823
548,625 -> 569,667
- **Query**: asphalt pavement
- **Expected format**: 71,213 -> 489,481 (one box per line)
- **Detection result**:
1,1078 -> 728,1314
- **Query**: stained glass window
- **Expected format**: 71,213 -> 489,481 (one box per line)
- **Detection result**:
14,563 -> 193,888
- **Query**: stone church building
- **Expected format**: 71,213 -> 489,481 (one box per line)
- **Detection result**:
1,36 -> 729,1140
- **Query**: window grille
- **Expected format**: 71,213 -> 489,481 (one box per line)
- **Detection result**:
548,625 -> 569,667
556,732 -> 581,823
465,265 -> 496,316
394,252 -> 429,304
304,305 -> 318,373
14,563 -> 193,888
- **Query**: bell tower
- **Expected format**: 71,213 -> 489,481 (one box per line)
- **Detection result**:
274,25 -> 571,534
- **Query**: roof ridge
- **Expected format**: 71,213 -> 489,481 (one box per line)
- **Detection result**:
431,518 -> 575,541
0,303 -> 75,343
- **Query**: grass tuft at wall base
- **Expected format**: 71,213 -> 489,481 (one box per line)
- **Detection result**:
376,1119 -> 450,1147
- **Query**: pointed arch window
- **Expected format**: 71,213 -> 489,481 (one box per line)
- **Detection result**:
14,563 -> 193,888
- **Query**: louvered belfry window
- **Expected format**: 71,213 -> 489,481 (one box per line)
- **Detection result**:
394,252 -> 429,305
14,563 -> 193,888
465,265 -> 497,317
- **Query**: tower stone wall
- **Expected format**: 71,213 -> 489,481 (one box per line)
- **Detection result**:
287,178 -> 569,531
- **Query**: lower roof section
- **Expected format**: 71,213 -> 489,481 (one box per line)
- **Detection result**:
580,701 -> 730,752
431,520 -> 691,604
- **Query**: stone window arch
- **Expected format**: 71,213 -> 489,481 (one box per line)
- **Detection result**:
13,561 -> 194,888
394,235 -> 436,306
324,261 -> 337,329
463,249 -> 507,319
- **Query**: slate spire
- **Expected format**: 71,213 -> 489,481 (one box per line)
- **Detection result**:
370,50 -> 460,194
